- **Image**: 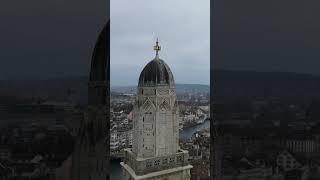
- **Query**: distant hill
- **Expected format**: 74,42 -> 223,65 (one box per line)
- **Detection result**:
213,70 -> 320,101
111,84 -> 209,94
0,76 -> 88,104
0,77 -> 209,105
1,70 -> 320,105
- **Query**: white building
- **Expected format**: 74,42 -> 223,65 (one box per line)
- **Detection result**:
121,40 -> 192,180
276,150 -> 302,171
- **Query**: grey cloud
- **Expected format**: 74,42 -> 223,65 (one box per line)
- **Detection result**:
111,0 -> 210,86
0,0 -> 107,80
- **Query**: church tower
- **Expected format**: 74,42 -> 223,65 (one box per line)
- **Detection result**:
72,22 -> 110,180
121,40 -> 192,180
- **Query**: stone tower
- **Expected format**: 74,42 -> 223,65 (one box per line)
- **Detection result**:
121,40 -> 192,180
72,21 -> 110,180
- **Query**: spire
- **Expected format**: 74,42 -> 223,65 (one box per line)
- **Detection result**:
153,38 -> 161,58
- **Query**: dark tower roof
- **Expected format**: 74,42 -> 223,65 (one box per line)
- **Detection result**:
138,40 -> 175,87
89,22 -> 110,82
88,22 -> 110,106
138,57 -> 175,87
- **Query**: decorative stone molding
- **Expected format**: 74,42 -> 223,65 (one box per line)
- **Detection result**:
124,149 -> 190,176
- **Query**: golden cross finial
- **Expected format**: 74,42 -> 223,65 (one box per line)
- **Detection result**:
153,38 -> 161,57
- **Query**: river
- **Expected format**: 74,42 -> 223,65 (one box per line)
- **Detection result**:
110,118 -> 210,179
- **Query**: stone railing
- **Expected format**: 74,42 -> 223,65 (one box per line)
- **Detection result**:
123,149 -> 190,176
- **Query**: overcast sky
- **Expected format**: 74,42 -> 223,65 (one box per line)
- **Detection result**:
2,0 -> 318,84
110,0 -> 210,86
0,0 -> 107,80
214,0 -> 320,75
